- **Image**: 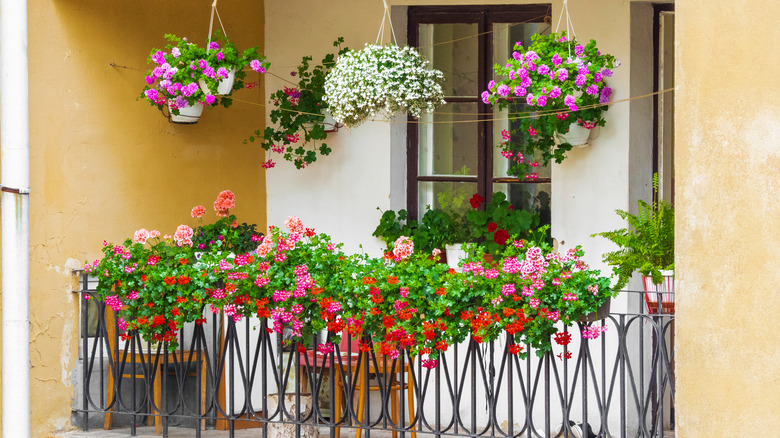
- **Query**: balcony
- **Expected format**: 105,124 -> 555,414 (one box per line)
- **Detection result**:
65,274 -> 674,438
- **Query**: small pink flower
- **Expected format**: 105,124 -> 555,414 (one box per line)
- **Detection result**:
173,224 -> 194,247
284,216 -> 304,233
393,236 -> 414,260
133,228 -> 151,244
191,205 -> 206,218
213,190 -> 235,217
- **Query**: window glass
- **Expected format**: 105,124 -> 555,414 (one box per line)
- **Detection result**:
419,23 -> 479,98
418,102 -> 478,177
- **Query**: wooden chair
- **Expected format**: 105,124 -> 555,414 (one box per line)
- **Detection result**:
299,338 -> 416,438
103,309 -> 207,434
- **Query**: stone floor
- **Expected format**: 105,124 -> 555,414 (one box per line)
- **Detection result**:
58,426 -> 401,438
57,425 -> 675,438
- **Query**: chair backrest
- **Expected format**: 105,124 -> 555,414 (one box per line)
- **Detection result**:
338,336 -> 361,357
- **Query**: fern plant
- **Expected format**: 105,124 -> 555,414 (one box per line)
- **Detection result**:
593,176 -> 674,290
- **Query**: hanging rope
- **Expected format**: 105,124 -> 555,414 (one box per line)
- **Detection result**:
206,0 -> 228,53
554,0 -> 577,57
232,88 -> 675,124
375,0 -> 398,45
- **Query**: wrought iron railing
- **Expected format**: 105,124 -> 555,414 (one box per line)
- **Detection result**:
73,274 -> 675,438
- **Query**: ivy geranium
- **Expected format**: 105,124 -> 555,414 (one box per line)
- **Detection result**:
483,32 -> 619,177
247,38 -> 348,169
142,33 -> 269,117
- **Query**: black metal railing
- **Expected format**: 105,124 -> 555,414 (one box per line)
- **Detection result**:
73,275 -> 674,438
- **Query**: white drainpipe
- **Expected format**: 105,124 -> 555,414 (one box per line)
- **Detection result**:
1,0 -> 31,436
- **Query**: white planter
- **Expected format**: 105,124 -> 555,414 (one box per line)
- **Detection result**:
445,243 -> 466,272
642,269 -> 675,314
198,69 -> 236,96
303,110 -> 340,134
168,101 -> 203,124
554,122 -> 592,148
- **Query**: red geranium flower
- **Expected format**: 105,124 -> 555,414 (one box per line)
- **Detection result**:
487,222 -> 498,233
494,229 -> 510,245
470,193 -> 484,209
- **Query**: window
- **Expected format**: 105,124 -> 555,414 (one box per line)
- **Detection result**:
407,5 -> 552,226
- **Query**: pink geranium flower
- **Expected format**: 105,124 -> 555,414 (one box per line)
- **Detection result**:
213,190 -> 235,217
191,205 -> 206,218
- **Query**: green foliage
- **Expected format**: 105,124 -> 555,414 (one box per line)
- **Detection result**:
246,38 -> 348,169
458,227 -> 615,357
198,29 -> 268,98
373,207 -> 475,254
593,177 -> 674,290
192,214 -> 262,255
90,216 -> 614,362
466,192 -> 537,257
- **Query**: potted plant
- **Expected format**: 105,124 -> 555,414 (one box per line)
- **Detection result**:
483,32 -> 619,177
246,38 -> 348,169
466,192 -> 538,259
372,207 -> 455,259
142,33 -> 269,124
592,176 -> 674,312
197,30 -> 270,103
323,43 -> 446,128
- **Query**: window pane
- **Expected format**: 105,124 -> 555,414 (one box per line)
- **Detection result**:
418,181 -> 478,218
418,102 -> 478,177
419,23 -> 479,97
493,182 -> 551,230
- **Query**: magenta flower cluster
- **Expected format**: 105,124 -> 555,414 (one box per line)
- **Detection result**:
141,33 -> 270,115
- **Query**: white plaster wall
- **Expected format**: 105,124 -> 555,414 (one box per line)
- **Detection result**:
265,1 -> 657,433
264,0 -> 391,255
550,0 -> 633,298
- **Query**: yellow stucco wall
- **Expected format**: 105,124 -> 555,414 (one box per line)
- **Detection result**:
1,1 -> 266,435
675,0 -> 780,436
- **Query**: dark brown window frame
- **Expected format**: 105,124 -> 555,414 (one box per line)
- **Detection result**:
406,4 -> 552,219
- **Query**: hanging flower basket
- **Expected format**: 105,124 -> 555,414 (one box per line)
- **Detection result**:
483,32 -> 619,177
246,38 -> 347,170
323,43 -> 446,128
167,101 -> 204,124
141,32 -> 269,124
553,120 -> 593,148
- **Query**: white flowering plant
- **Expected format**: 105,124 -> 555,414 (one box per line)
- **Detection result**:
142,33 -> 269,117
483,32 -> 618,178
323,43 -> 446,128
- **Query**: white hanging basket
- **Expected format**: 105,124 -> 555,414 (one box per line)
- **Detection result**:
198,69 -> 236,96
554,122 -> 592,148
168,101 -> 204,124
303,110 -> 341,134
